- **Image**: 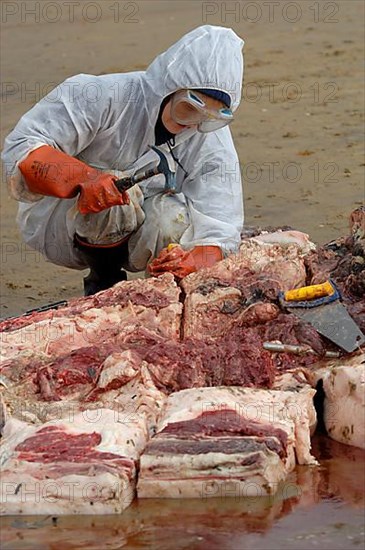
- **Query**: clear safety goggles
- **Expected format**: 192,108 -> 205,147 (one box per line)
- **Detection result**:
170,89 -> 234,133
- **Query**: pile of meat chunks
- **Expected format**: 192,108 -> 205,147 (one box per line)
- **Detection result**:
0,209 -> 363,514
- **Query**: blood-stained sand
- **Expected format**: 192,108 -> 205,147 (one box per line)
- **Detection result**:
1,0 -> 364,318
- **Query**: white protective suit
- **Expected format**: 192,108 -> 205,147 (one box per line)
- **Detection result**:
1,25 -> 244,272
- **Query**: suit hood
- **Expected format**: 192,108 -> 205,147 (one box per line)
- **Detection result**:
142,25 -> 244,124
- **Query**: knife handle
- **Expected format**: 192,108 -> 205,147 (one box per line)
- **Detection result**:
284,280 -> 335,302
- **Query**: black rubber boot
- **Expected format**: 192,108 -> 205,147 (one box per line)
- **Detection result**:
74,235 -> 129,296
82,267 -> 127,296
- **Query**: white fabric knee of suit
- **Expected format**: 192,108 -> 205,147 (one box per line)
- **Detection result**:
16,190 -> 189,272
127,193 -> 190,272
67,184 -> 145,246
16,197 -> 88,270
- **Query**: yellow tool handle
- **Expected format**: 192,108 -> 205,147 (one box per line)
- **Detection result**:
167,243 -> 179,252
284,280 -> 335,302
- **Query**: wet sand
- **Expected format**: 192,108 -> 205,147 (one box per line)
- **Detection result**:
1,0 -> 364,318
1,435 -> 364,550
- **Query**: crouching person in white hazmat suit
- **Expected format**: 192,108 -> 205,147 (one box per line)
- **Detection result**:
2,25 -> 245,296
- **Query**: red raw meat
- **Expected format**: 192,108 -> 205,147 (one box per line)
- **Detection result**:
0,273 -> 180,333
1,221 -> 363,514
0,274 -> 182,363
0,409 -> 148,515
137,384 -> 317,498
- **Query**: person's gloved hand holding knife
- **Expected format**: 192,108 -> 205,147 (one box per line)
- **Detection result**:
148,243 -> 223,279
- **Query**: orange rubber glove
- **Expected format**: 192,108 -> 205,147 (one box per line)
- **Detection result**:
18,145 -> 130,214
148,244 -> 223,279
